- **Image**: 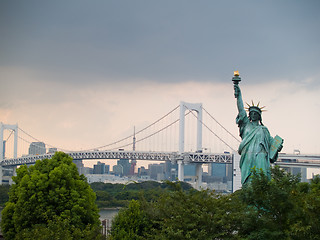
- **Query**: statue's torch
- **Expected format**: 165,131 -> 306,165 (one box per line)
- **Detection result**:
232,71 -> 241,98
232,71 -> 241,85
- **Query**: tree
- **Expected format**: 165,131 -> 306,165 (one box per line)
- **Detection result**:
109,200 -> 151,240
0,184 -> 10,207
109,182 -> 243,240
238,166 -> 315,240
109,169 -> 320,239
1,152 -> 103,240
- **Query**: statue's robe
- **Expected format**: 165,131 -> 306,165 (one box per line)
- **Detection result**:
236,111 -> 275,185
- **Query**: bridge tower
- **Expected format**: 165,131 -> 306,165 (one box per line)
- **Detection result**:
178,101 -> 203,189
0,123 -> 18,162
0,123 -> 18,185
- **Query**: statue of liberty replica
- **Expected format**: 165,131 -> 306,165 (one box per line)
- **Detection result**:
233,71 -> 283,185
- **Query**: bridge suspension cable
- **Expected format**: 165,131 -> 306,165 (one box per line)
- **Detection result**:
184,105 -> 238,152
11,104 -> 240,156
83,105 -> 180,151
18,127 -> 71,152
202,107 -> 240,143
108,111 -> 191,151
5,130 -> 14,142
12,105 -> 180,155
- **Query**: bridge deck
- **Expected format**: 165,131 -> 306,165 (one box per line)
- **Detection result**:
0,151 -> 233,167
2,152 -> 320,168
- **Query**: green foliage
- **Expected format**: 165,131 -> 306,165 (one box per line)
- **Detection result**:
238,167 -> 301,239
0,152 -> 102,240
0,184 -> 10,207
90,180 -> 193,208
145,185 -> 241,239
238,167 -> 320,240
109,200 -> 151,240
109,182 -> 243,240
14,217 -> 104,240
109,168 -> 320,240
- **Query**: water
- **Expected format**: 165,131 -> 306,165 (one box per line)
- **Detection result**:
99,208 -> 119,221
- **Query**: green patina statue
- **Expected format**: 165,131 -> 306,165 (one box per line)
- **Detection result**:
233,71 -> 283,185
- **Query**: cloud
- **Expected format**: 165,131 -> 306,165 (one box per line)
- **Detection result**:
1,1 -> 319,85
0,1 -> 320,158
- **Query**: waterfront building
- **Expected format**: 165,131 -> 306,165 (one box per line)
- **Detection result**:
85,174 -> 130,184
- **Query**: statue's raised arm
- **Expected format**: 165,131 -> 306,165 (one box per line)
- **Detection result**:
234,84 -> 246,116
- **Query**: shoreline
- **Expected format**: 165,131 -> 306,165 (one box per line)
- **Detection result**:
99,207 -> 121,210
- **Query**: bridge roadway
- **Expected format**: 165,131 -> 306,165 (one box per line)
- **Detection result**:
0,150 -> 233,167
2,151 -> 320,168
275,154 -> 320,168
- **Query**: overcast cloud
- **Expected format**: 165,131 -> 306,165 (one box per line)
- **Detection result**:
0,0 -> 320,157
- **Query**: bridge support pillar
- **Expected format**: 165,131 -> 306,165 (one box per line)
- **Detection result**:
178,160 -> 184,181
195,163 -> 202,190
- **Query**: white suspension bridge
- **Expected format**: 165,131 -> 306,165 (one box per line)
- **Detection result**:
1,101 -> 320,190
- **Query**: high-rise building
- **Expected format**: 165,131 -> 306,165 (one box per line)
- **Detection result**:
28,142 -> 46,155
117,159 -> 131,176
138,166 -> 149,177
130,160 -> 137,175
113,164 -> 123,176
93,161 -> 108,174
73,159 -> 85,174
149,163 -> 165,180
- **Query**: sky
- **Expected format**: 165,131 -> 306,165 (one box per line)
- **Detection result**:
1,0 -> 320,161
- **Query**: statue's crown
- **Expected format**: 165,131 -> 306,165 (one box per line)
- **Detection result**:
245,101 -> 266,114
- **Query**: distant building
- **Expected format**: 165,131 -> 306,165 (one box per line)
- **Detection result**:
113,164 -> 123,176
73,159 -> 84,169
184,164 -> 196,176
117,159 -> 131,176
138,166 -> 149,177
130,160 -> 137,175
170,168 -> 178,181
210,163 -> 226,177
85,174 -> 130,184
48,147 -> 57,154
0,167 -> 13,185
73,159 -> 86,175
149,163 -> 165,180
80,167 -> 93,175
28,142 -> 46,155
93,161 -> 104,174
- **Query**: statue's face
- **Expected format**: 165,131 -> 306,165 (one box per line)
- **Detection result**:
249,111 -> 260,122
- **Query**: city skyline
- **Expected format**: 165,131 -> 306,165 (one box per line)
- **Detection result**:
1,1 -> 320,156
